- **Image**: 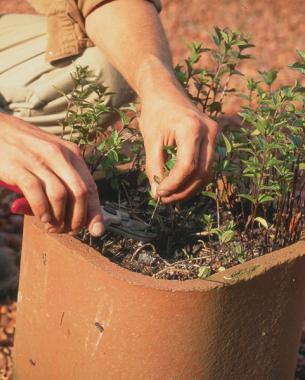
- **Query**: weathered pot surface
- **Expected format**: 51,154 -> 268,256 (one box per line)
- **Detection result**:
14,216 -> 305,380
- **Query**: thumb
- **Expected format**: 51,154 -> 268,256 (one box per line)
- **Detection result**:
145,142 -> 165,199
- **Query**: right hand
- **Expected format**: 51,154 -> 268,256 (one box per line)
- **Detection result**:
0,114 -> 104,236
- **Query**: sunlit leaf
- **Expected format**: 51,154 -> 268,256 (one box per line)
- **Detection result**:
254,217 -> 268,229
198,266 -> 212,279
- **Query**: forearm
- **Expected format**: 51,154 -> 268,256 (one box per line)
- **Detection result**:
86,0 -> 219,202
85,0 -> 179,98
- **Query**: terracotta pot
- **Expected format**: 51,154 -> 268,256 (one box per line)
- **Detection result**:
14,216 -> 305,380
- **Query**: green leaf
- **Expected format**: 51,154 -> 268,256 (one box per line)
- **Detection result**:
220,230 -> 235,243
254,217 -> 268,229
209,101 -> 222,113
201,191 -> 217,200
238,194 -> 256,203
165,157 -> 176,171
238,54 -> 255,60
97,140 -> 106,152
148,199 -> 158,207
198,266 -> 212,279
288,62 -> 305,75
251,129 -> 261,136
258,194 -> 274,203
299,163 -> 305,170
258,69 -> 278,85
222,133 -> 232,153
296,49 -> 305,62
255,119 -> 268,134
117,110 -> 130,126
175,68 -> 187,85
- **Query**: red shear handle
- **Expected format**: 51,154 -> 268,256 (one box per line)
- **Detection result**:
0,180 -> 33,215
0,180 -> 23,194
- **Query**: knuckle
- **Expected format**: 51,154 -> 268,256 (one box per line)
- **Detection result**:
189,113 -> 220,139
68,142 -> 82,157
20,175 -> 39,190
45,143 -> 63,156
50,187 -> 67,203
32,201 -> 47,215
73,184 -> 88,199
181,158 -> 197,173
186,115 -> 202,135
207,120 -> 220,138
87,181 -> 98,195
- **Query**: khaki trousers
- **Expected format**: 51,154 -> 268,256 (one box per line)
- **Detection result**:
0,14 -> 135,136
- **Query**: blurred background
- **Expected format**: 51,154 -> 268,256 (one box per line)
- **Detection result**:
0,0 -> 304,378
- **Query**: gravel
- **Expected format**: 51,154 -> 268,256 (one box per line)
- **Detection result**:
0,189 -> 22,379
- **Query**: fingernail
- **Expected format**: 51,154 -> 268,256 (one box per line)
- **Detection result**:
47,227 -> 57,234
158,189 -> 170,197
41,213 -> 52,223
92,222 -> 104,237
150,183 -> 157,199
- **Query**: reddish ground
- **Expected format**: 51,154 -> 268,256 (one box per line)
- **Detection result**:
0,0 -> 305,378
161,0 -> 305,78
1,0 -> 305,78
1,0 -> 304,113
161,0 -> 305,113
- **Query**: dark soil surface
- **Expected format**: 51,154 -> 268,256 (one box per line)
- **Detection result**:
80,183 -> 281,281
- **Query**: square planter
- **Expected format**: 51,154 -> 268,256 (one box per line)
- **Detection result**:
14,216 -> 305,379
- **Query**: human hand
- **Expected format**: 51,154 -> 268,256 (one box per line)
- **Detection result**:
139,86 -> 220,203
0,114 -> 104,236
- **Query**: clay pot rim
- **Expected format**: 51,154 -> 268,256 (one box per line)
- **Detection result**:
28,216 -> 305,292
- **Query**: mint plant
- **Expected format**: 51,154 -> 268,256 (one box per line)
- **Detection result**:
60,65 -> 138,189
174,27 -> 254,117
204,69 -> 305,256
62,28 -> 305,281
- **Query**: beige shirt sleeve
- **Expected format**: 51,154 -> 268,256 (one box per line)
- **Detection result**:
27,0 -> 162,63
78,0 -> 162,18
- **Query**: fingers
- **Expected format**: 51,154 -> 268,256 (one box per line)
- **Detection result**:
159,119 -> 218,203
160,141 -> 207,204
86,184 -> 105,237
70,155 -> 104,237
21,141 -> 104,236
34,143 -> 88,234
144,141 -> 165,199
160,177 -> 204,204
15,170 -> 52,222
34,167 -> 68,230
157,128 -> 202,197
0,115 -> 103,236
63,182 -> 88,234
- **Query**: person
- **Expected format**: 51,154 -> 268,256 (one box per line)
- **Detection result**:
0,0 -> 219,237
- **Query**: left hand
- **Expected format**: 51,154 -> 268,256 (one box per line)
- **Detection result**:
139,86 -> 220,203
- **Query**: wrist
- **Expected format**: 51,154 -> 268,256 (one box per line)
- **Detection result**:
136,56 -> 181,99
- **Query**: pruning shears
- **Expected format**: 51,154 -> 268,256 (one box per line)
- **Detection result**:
0,180 -> 156,242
